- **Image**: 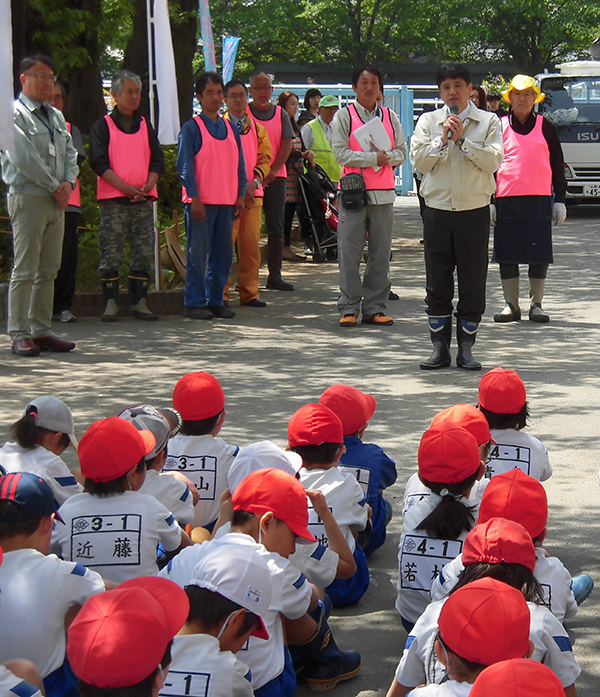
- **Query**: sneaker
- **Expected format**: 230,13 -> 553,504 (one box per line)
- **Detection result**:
53,310 -> 76,323
362,313 -> 393,326
182,305 -> 213,320
207,304 -> 236,319
242,298 -> 267,308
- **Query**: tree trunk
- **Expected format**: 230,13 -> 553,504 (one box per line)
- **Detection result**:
11,1 -> 45,96
173,0 -> 198,126
123,0 -> 151,118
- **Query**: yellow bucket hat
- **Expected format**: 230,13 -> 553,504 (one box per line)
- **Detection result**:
502,75 -> 545,104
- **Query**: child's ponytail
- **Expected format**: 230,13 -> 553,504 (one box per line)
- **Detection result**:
416,471 -> 479,539
11,405 -> 43,450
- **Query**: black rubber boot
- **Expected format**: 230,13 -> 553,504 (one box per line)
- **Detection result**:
420,316 -> 452,369
101,272 -> 120,322
266,237 -> 294,291
456,319 -> 482,370
129,272 -> 158,321
292,600 -> 361,692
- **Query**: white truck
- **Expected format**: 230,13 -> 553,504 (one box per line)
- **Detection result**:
536,61 -> 600,203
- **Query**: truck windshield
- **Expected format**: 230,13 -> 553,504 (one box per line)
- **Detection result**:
539,76 -> 600,125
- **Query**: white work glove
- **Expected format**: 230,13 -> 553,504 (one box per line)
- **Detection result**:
489,203 -> 496,227
552,202 -> 567,225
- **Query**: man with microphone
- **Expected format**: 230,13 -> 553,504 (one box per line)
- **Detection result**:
411,63 -> 503,370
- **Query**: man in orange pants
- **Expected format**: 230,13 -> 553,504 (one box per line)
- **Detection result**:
224,79 -> 272,308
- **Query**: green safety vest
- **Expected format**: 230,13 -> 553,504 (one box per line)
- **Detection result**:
306,118 -> 341,183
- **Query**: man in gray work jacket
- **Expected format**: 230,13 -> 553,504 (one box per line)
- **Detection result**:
1,54 -> 78,357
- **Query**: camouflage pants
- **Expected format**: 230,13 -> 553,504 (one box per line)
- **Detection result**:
98,199 -> 154,275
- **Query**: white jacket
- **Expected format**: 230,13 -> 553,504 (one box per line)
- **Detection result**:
410,103 -> 503,211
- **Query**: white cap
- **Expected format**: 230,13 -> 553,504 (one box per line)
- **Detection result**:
189,545 -> 273,640
118,405 -> 172,460
26,396 -> 77,448
228,440 -> 301,494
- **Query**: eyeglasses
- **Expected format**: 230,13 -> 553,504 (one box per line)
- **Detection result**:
25,73 -> 56,83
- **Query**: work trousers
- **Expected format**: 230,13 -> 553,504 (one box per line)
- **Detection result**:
53,210 -> 80,313
98,199 -> 154,275
337,202 -> 393,317
224,198 -> 263,303
184,203 -> 234,308
423,205 -> 489,322
7,193 -> 64,341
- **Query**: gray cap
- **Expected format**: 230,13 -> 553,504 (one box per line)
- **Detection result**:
26,396 -> 77,448
118,405 -> 172,460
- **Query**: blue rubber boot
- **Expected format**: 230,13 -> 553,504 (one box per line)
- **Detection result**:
292,600 -> 361,691
420,316 -> 452,369
572,574 -> 594,605
456,319 -> 482,371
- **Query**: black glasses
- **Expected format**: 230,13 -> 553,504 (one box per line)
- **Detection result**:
25,73 -> 56,83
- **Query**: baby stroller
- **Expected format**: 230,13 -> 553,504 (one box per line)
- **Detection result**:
298,164 -> 338,262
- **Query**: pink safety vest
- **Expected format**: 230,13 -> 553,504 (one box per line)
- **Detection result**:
239,114 -> 263,198
181,115 -> 239,205
496,115 -> 552,198
342,104 -> 395,191
66,122 -> 81,208
256,105 -> 287,178
97,115 -> 158,200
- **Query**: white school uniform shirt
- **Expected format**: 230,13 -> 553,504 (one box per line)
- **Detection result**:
409,682 -> 472,697
485,429 -> 552,481
396,495 -> 469,625
299,467 -> 368,553
394,597 -> 581,689
0,548 -> 104,677
159,531 -> 312,689
140,469 -> 194,526
56,490 -> 182,583
430,548 -> 577,622
402,473 -> 487,520
163,434 -> 238,528
0,665 -> 43,697
161,634 -> 253,697
0,442 -> 83,505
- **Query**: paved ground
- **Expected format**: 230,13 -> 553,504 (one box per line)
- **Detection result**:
1,197 -> 599,694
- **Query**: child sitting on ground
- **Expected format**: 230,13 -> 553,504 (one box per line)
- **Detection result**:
391,518 -> 581,697
161,468 -> 361,694
67,576 -> 189,697
289,403 -> 370,607
0,472 -> 106,697
56,417 -> 191,582
390,576 -> 532,697
164,372 -> 238,538
167,543 -> 273,697
478,367 -> 552,481
402,404 -> 493,518
119,404 -> 195,526
429,468 -> 593,620
0,396 -> 82,505
223,440 -> 356,591
397,422 -> 484,632
319,384 -> 396,556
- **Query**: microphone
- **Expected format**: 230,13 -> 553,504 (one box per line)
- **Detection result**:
448,103 -> 459,139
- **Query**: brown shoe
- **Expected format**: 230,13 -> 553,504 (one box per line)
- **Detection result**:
33,335 -> 76,353
339,314 -> 357,327
11,338 -> 41,357
362,313 -> 393,326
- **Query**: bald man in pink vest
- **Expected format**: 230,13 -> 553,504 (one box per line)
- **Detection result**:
89,70 -> 164,322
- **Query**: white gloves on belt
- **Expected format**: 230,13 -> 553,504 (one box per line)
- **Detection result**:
489,203 -> 496,227
552,202 -> 567,225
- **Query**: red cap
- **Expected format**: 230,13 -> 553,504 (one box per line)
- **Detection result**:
232,468 -> 316,542
479,469 -> 548,539
430,404 -> 493,447
67,577 -> 189,688
78,418 -> 155,483
319,384 -> 376,436
438,577 -> 530,665
479,367 -> 527,414
463,518 -> 536,572
418,423 -> 480,484
470,659 -> 565,697
288,404 -> 343,447
173,372 -> 225,421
